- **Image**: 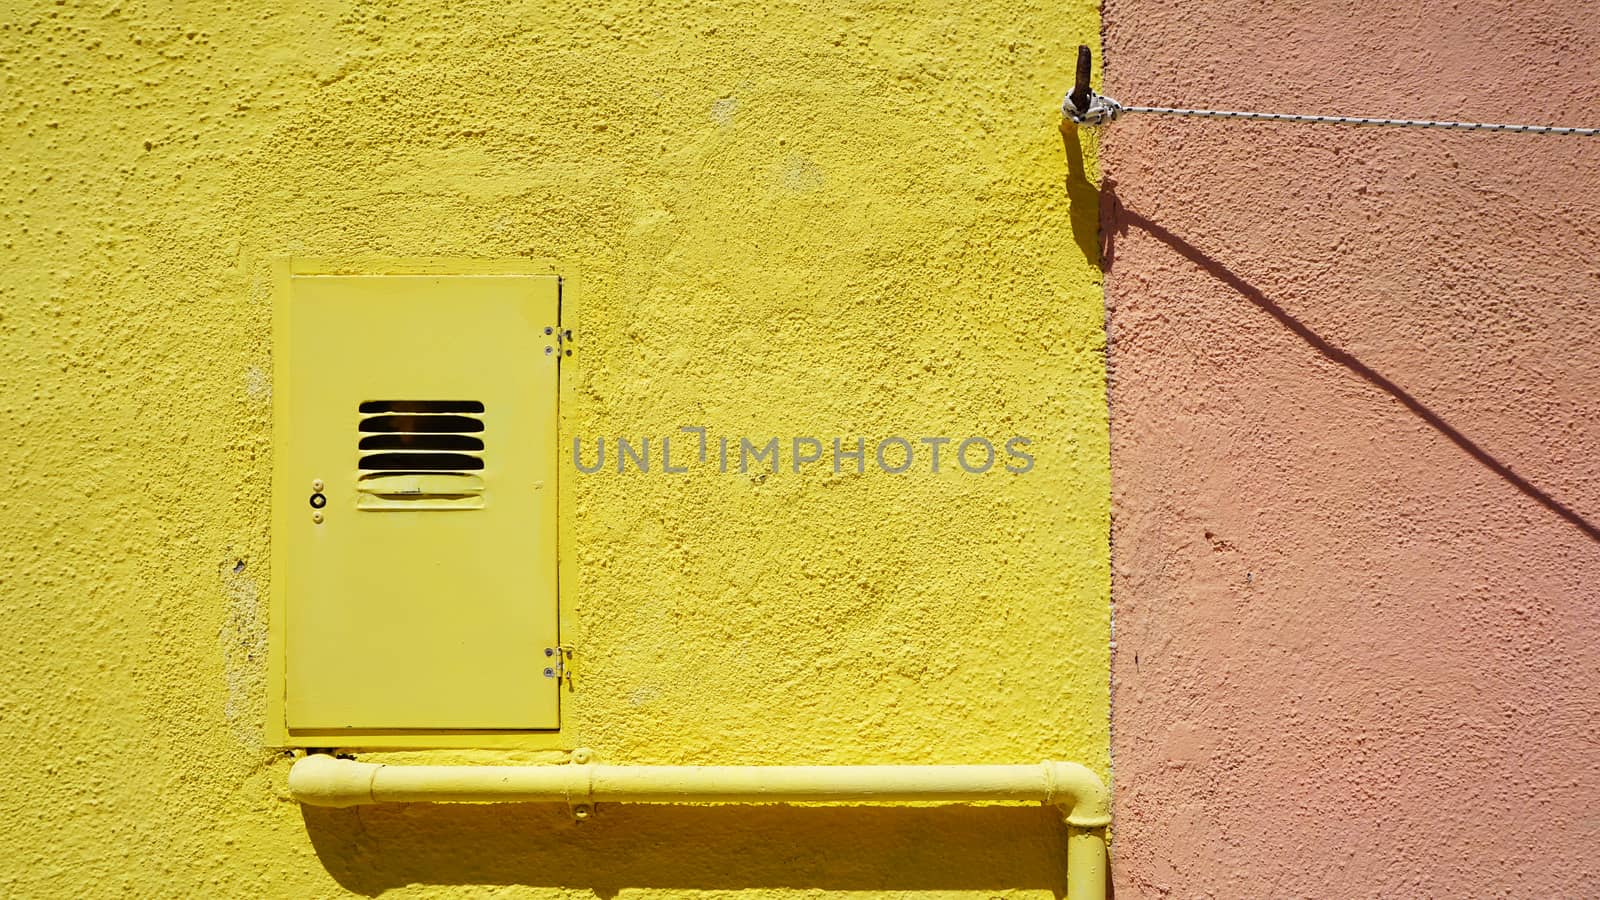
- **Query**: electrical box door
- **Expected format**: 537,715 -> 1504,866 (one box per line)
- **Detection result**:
273,267 -> 561,736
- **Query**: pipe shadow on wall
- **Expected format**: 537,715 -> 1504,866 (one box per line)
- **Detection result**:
1060,123 -> 1102,266
1092,180 -> 1599,545
303,802 -> 1071,897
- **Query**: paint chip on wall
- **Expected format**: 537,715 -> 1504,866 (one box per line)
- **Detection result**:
781,154 -> 826,193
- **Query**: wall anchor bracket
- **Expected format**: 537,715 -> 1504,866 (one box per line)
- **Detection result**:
1061,45 -> 1123,125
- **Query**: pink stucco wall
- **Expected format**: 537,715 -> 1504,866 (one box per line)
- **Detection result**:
1101,3 -> 1600,896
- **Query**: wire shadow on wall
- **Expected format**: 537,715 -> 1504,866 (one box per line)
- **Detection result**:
1096,181 -> 1599,545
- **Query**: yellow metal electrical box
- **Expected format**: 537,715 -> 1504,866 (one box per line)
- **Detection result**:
269,259 -> 567,747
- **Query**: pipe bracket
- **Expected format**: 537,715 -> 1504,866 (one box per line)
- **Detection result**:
567,747 -> 595,821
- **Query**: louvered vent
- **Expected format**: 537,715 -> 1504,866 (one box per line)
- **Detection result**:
357,400 -> 486,510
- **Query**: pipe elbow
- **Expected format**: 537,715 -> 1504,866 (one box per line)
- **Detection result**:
290,754 -> 381,808
1045,760 -> 1111,829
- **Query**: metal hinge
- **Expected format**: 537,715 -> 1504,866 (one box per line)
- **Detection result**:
544,326 -> 573,359
544,644 -> 574,687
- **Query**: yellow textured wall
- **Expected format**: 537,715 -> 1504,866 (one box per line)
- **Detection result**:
0,1 -> 1106,896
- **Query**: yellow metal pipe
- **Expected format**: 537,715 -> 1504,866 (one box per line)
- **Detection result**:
289,753 -> 1110,900
1067,825 -> 1108,899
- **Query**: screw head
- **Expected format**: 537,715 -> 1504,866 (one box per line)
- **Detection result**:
572,747 -> 593,764
543,667 -> 555,677
545,346 -> 553,355
544,647 -> 555,657
312,479 -> 324,492
312,511 -> 324,524
544,327 -> 553,335
572,804 -> 592,820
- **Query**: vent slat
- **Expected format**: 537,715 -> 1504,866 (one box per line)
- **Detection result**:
359,400 -> 484,414
360,452 -> 484,471
357,473 -> 484,495
359,414 -> 485,433
359,433 -> 484,451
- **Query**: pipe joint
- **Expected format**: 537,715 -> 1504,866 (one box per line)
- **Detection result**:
1043,760 -> 1111,828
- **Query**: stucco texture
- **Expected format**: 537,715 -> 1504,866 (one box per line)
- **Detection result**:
1102,2 -> 1600,897
0,1 -> 1107,897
